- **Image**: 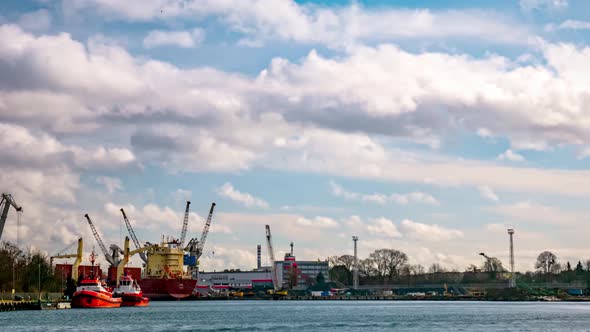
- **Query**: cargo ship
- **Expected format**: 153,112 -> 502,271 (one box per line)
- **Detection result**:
139,238 -> 197,300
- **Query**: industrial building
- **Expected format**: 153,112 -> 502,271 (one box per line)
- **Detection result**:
197,252 -> 329,293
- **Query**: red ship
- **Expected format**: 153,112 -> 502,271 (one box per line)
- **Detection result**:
139,278 -> 197,300
113,275 -> 150,306
71,278 -> 122,308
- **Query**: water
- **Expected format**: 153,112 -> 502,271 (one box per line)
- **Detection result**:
2,301 -> 590,331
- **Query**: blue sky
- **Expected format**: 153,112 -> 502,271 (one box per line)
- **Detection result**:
2,0 -> 590,272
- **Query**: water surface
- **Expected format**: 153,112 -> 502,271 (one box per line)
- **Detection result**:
2,300 -> 590,331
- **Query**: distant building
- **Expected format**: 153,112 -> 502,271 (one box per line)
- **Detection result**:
198,255 -> 330,293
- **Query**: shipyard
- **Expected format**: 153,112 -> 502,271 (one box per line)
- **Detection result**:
3,192 -> 590,312
5,0 -> 590,330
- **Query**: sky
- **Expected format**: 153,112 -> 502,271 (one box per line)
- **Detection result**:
2,0 -> 590,273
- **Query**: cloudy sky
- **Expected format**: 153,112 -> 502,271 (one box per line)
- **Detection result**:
2,0 -> 590,273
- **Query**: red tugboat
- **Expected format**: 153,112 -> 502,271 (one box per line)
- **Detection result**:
71,278 -> 122,308
113,275 -> 150,307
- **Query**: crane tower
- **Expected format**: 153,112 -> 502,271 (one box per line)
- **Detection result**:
0,193 -> 22,240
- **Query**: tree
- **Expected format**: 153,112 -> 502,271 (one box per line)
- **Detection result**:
585,259 -> 590,272
428,263 -> 446,273
535,251 -> 559,274
369,249 -> 408,281
329,265 -> 352,286
481,257 -> 505,273
566,261 -> 572,272
575,261 -> 584,273
358,258 -> 375,278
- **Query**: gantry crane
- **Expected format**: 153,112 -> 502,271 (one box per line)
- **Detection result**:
50,238 -> 83,281
184,203 -> 216,279
265,224 -> 281,293
84,214 -> 122,267
0,193 -> 23,239
115,237 -> 157,286
178,201 -> 191,247
120,208 -> 147,263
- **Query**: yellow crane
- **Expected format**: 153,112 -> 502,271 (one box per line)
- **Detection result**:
50,238 -> 83,281
116,237 -> 157,287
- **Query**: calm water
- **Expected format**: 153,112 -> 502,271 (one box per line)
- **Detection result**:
2,301 -> 590,331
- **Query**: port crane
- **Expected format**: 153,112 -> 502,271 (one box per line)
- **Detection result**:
120,208 -> 147,263
84,214 -> 122,267
50,238 -> 83,281
265,224 -> 287,295
184,202 -> 216,278
116,236 -> 156,286
0,193 -> 22,239
178,201 -> 191,247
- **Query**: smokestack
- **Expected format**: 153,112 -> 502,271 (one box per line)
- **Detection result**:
508,228 -> 515,288
352,236 -> 359,290
257,244 -> 261,270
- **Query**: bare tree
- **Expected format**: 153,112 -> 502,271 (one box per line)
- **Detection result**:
328,255 -> 355,270
585,259 -> 590,272
428,263 -> 446,273
369,249 -> 408,281
535,251 -> 559,274
358,258 -> 375,277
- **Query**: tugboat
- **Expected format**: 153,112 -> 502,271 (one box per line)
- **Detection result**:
113,275 -> 150,307
71,278 -> 122,308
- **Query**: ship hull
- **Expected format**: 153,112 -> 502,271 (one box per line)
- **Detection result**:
139,278 -> 197,300
118,294 -> 150,307
71,290 -> 122,308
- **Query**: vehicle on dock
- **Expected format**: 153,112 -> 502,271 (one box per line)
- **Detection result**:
71,278 -> 122,308
113,275 -> 149,307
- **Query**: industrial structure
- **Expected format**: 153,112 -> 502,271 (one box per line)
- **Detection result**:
508,228 -> 516,288
0,192 -> 22,240
352,236 -> 359,290
50,238 -> 83,281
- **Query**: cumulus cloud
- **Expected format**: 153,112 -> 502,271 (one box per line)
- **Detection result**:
478,186 -> 500,202
143,28 -> 205,48
295,216 -> 338,228
329,181 -> 439,205
66,1 -> 530,46
497,149 -> 525,162
366,217 -> 401,238
216,183 -> 269,209
399,219 -> 464,241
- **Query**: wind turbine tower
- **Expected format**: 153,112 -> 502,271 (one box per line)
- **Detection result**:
508,228 -> 516,288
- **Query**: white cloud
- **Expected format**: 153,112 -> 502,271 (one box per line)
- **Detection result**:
497,149 -> 525,162
399,219 -> 464,241
66,1 -> 531,46
143,28 -> 204,49
216,182 -> 269,209
546,20 -> 590,31
329,181 -> 439,205
520,0 -> 568,11
489,201 -> 583,224
295,216 -> 338,228
367,217 -> 401,238
96,176 -> 123,193
478,186 -> 500,202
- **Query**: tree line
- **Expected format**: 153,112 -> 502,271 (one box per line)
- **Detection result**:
0,241 -> 61,294
328,248 -> 590,286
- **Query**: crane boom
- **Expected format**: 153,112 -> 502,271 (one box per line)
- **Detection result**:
84,214 -> 117,266
196,203 -> 216,258
265,225 -> 280,291
50,238 -> 83,281
116,236 -> 156,286
179,201 -> 191,247
120,208 -> 147,263
0,193 -> 23,240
